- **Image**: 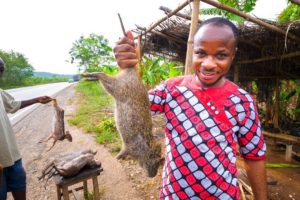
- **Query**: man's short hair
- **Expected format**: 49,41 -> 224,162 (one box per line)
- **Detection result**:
196,17 -> 239,46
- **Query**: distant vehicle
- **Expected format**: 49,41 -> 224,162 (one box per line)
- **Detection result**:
72,74 -> 80,82
68,79 -> 74,83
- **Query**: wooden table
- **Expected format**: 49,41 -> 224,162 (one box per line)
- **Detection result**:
263,131 -> 300,161
54,166 -> 103,200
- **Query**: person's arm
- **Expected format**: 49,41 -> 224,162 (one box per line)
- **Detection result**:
244,159 -> 267,200
20,96 -> 52,109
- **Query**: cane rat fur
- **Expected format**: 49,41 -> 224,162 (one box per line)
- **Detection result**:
84,67 -> 162,177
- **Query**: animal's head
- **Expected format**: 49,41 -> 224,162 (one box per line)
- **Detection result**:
141,143 -> 164,177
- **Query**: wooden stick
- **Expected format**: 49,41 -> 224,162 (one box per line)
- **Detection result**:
159,6 -> 202,23
135,0 -> 191,39
239,179 -> 254,196
289,0 -> 300,6
118,13 -> 127,36
200,0 -> 300,43
263,131 -> 300,144
185,0 -> 200,75
136,25 -> 187,45
239,180 -> 247,200
237,51 -> 300,64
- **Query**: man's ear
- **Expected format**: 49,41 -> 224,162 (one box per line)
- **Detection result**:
232,47 -> 238,60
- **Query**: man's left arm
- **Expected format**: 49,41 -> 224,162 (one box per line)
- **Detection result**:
20,96 -> 52,109
235,93 -> 267,199
244,159 -> 267,200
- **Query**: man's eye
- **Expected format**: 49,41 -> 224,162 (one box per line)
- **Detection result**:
196,51 -> 206,57
217,53 -> 227,59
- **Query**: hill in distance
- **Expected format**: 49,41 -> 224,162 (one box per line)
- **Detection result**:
34,71 -> 75,79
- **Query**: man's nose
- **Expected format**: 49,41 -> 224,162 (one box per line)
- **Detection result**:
201,56 -> 217,69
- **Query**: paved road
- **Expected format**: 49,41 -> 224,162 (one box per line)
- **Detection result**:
6,82 -> 74,126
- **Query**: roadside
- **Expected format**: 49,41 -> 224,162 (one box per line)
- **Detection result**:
9,83 -> 300,200
10,84 -> 154,200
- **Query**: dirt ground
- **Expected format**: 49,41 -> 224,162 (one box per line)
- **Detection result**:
8,84 -> 300,200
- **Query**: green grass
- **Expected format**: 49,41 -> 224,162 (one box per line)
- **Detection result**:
266,163 -> 300,168
95,117 -> 119,144
68,80 -> 121,153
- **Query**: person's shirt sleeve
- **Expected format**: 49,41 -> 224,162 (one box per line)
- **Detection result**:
236,92 -> 266,160
1,90 -> 21,113
148,81 -> 167,115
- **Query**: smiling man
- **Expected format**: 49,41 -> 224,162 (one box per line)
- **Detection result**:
113,17 -> 267,200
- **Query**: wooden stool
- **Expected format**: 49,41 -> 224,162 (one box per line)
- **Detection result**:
54,166 -> 103,200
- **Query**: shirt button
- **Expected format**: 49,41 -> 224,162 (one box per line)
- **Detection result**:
215,110 -> 220,115
211,106 -> 215,110
207,102 -> 211,106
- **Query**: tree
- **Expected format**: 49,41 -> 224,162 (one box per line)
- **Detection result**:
278,1 -> 300,23
140,56 -> 182,87
200,0 -> 256,24
69,34 -> 115,73
0,50 -> 34,86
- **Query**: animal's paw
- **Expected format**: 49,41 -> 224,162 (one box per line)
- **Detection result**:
82,72 -> 104,81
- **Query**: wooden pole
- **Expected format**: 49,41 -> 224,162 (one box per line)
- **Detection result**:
134,0 -> 191,39
185,0 -> 200,75
233,64 -> 239,83
237,51 -> 300,64
273,78 -> 280,129
200,0 -> 300,43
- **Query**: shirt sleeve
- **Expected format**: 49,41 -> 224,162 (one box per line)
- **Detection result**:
1,90 -> 21,113
148,82 -> 167,116
236,92 -> 266,160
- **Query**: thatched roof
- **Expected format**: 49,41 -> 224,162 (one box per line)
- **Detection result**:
135,13 -> 300,81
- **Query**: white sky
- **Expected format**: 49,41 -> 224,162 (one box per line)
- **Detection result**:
0,0 -> 287,75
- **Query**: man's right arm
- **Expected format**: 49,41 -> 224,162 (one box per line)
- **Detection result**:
113,31 -> 139,69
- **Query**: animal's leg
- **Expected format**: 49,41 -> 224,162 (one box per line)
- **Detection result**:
65,131 -> 72,142
83,72 -> 118,97
96,73 -> 117,92
38,161 -> 54,180
116,145 -> 129,159
39,134 -> 54,143
46,139 -> 58,152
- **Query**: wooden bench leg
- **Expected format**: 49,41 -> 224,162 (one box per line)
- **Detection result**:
56,186 -> 62,200
72,189 -> 81,200
92,177 -> 100,200
62,185 -> 70,200
83,180 -> 88,199
286,144 -> 293,162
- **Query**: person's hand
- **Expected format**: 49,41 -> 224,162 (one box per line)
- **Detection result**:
38,96 -> 53,104
113,31 -> 139,69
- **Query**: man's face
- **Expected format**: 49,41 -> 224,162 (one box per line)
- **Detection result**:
192,24 -> 236,87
